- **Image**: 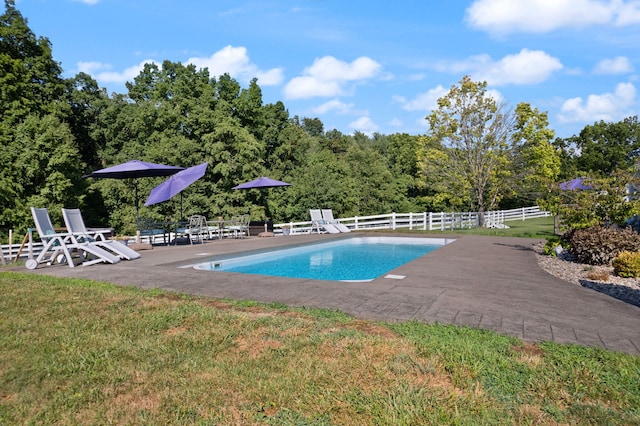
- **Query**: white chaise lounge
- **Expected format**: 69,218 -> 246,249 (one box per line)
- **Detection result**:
321,209 -> 351,233
310,209 -> 340,234
27,207 -> 121,269
62,208 -> 140,260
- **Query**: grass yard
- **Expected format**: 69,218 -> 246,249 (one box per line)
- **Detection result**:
443,216 -> 556,239
1,272 -> 638,425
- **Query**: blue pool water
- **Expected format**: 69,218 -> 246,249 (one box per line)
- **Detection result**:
192,236 -> 453,282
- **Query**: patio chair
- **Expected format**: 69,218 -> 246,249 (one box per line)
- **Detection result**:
310,209 -> 340,234
137,217 -> 166,245
26,207 -> 121,270
179,215 -> 208,244
61,208 -> 140,260
321,209 -> 351,233
228,214 -> 250,238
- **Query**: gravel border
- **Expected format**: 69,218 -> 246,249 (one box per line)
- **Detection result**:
533,243 -> 640,308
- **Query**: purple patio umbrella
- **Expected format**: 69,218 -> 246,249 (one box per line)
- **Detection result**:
144,162 -> 208,219
559,177 -> 592,191
233,176 -> 292,232
83,160 -> 185,218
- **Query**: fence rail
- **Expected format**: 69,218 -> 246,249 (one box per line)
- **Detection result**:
2,206 -> 551,262
274,206 -> 551,235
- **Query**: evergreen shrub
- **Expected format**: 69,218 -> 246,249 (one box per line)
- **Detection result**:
613,251 -> 640,278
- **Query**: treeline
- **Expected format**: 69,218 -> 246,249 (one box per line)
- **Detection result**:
2,1 -> 640,238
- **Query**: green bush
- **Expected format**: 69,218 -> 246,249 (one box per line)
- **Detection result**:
543,236 -> 563,256
613,251 -> 640,278
561,226 -> 640,265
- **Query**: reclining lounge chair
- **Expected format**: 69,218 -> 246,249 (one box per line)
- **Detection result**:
26,207 -> 121,269
310,209 -> 340,234
321,209 -> 351,233
62,208 -> 140,260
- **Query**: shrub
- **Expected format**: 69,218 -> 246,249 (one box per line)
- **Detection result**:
543,236 -> 563,256
561,226 -> 640,265
613,251 -> 640,278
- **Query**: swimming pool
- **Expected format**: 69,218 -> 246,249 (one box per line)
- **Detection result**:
192,236 -> 454,282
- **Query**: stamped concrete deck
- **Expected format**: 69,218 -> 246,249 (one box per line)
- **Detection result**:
9,233 -> 640,356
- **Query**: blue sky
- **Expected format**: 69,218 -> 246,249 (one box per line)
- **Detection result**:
14,0 -> 640,138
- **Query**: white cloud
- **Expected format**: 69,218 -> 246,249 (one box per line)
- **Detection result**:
466,0 -> 640,34
284,56 -> 382,99
186,45 -> 283,86
594,56 -> 634,74
72,0 -> 100,4
76,45 -> 283,88
349,116 -> 379,135
394,85 -> 448,112
312,99 -> 355,115
389,118 -> 403,127
438,49 -> 562,85
558,82 -> 637,123
78,59 -> 153,85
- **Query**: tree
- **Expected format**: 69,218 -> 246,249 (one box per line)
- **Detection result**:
0,0 -> 65,126
420,76 -> 515,226
508,103 -> 561,206
574,116 -> 640,175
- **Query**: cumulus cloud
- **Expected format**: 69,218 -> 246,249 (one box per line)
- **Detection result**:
284,56 -> 382,99
78,60 -> 153,85
558,82 -> 637,123
312,99 -> 355,115
186,45 -> 283,86
466,0 -> 640,34
593,56 -> 634,74
437,49 -> 562,86
394,85 -> 448,111
349,116 -> 379,135
77,45 -> 283,88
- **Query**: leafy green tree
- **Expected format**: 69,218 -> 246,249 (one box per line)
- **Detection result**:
421,76 -> 514,226
508,103 -> 561,206
0,0 -> 65,125
574,116 -> 640,175
3,114 -> 84,232
547,170 -> 640,230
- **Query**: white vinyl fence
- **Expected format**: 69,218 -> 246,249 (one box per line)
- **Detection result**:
2,206 -> 551,262
274,206 -> 551,235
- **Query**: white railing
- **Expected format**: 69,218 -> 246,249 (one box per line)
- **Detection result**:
274,206 -> 551,235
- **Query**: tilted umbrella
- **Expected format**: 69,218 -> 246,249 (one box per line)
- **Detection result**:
144,162 -> 208,220
83,160 -> 185,218
559,177 -> 592,191
233,176 -> 292,232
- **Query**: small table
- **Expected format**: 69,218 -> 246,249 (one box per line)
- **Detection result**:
206,220 -> 235,239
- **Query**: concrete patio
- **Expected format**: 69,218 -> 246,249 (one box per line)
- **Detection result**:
9,232 -> 640,356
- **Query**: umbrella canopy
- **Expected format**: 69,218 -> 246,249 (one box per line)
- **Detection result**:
83,160 -> 184,179
232,176 -> 292,190
83,160 -> 185,218
144,162 -> 208,217
233,176 -> 292,232
559,177 -> 592,191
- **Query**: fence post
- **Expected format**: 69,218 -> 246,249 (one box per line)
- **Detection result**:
391,212 -> 396,230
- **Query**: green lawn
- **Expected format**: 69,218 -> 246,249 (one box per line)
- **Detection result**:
1,272 -> 638,425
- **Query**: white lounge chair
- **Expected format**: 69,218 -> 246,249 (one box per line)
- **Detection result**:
321,209 -> 351,233
310,209 -> 340,234
26,207 -> 121,269
62,208 -> 140,260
